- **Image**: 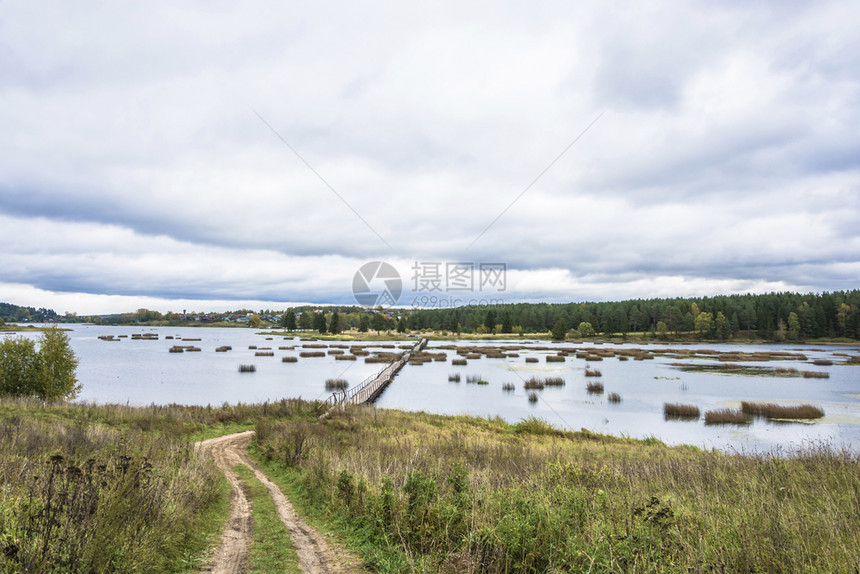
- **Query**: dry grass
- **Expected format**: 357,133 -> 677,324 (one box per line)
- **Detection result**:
451,359 -> 467,366
813,359 -> 834,366
251,406 -> 860,574
704,409 -> 752,425
325,378 -> 349,391
802,371 -> 830,379
523,377 -> 545,390
586,381 -> 604,394
238,364 -> 256,373
448,373 -> 461,382
607,392 -> 622,403
525,357 -> 539,363
300,351 -> 325,358
282,356 -> 298,363
741,402 -> 824,420
502,383 -> 515,392
255,351 -> 275,357
663,403 -> 700,419
585,367 -> 602,377
546,355 -> 565,363
527,391 -> 539,403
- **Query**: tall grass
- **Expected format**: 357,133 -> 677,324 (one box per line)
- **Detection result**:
239,364 -> 256,372
663,403 -> 700,419
704,409 -> 752,425
325,378 -> 349,391
740,402 -> 824,420
251,407 -> 860,573
586,381 -> 604,394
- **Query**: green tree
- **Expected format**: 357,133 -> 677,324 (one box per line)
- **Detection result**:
249,314 -> 263,329
314,312 -> 328,334
577,321 -> 595,338
0,337 -> 39,397
837,303 -> 852,337
358,315 -> 369,333
36,327 -> 80,401
281,309 -> 297,331
656,321 -> 669,340
787,312 -> 801,340
371,313 -> 386,335
715,312 -> 729,340
484,310 -> 497,333
397,317 -> 407,333
298,311 -> 313,330
329,310 -> 341,334
695,312 -> 714,338
551,318 -> 567,340
501,312 -> 513,334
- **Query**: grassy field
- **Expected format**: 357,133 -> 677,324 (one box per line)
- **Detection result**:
0,398 -> 325,573
251,406 -> 860,574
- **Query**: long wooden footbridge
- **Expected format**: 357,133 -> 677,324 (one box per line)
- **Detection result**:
323,337 -> 427,409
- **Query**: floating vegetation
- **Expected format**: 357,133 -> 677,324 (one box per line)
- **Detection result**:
452,359 -> 467,366
238,364 -> 256,373
181,338 -> 201,342
300,351 -> 326,358
813,359 -> 834,366
585,355 -> 603,361
525,357 -> 539,363
282,356 -> 298,363
303,343 -> 328,348
336,355 -> 357,361
704,409 -> 752,425
278,346 -> 293,350
803,371 -> 830,379
502,383 -> 515,392
248,345 -> 257,350
674,363 -> 829,378
448,373 -> 461,382
215,346 -> 232,352
546,355 -> 565,363
328,349 -> 345,355
664,403 -> 700,419
607,392 -> 622,403
585,368 -> 602,377
325,378 -> 349,391
97,335 -> 119,341
740,402 -> 824,420
168,346 -> 183,353
255,351 -> 274,357
586,381 -> 604,394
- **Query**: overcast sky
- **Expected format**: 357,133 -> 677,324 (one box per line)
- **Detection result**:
1,1 -> 858,314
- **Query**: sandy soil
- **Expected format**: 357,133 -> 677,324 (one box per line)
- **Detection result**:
196,431 -> 364,574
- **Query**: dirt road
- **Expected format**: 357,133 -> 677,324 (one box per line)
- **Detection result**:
196,431 -> 363,574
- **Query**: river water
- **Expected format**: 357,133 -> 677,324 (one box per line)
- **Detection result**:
5,324 -> 859,452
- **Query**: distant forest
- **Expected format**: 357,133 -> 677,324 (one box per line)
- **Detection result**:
0,302 -> 58,323
406,290 -> 860,340
3,289 -> 859,340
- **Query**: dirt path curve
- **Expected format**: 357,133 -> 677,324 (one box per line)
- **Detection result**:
196,431 -> 364,574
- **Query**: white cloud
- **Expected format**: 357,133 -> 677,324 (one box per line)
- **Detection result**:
1,0 -> 858,312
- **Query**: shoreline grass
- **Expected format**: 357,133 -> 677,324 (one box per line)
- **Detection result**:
251,406 -> 860,573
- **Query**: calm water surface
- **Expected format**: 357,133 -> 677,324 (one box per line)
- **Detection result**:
6,325 -> 859,452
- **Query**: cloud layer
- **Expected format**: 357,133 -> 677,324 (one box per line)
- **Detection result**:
1,1 -> 858,313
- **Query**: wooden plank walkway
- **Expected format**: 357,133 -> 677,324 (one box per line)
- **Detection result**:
323,338 -> 427,411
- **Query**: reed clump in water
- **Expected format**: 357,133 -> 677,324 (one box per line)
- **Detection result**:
586,381 -> 604,394
525,357 -> 539,363
255,351 -> 274,357
663,403 -> 700,419
585,367 -> 602,377
607,392 -> 622,403
452,359 -> 467,366
238,364 -> 256,373
215,346 -> 232,352
282,356 -> 298,363
523,377 -> 545,390
546,355 -> 565,363
448,373 -> 461,382
802,371 -> 830,379
502,383 -> 515,391
740,402 -> 824,420
300,351 -> 325,358
325,379 -> 349,391
704,409 -> 752,425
